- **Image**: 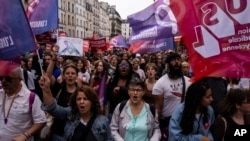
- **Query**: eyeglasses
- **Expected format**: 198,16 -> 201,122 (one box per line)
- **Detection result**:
0,76 -> 19,82
128,88 -> 143,93
119,64 -> 129,67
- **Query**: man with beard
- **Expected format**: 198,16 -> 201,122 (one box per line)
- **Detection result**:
152,52 -> 191,141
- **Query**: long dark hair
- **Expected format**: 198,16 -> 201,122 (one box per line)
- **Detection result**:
70,85 -> 102,115
94,60 -> 109,81
218,89 -> 250,118
74,57 -> 87,73
180,77 -> 210,134
111,59 -> 134,87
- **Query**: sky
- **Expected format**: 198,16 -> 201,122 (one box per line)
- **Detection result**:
100,0 -> 155,19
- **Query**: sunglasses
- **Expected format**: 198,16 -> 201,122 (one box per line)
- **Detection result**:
119,64 -> 129,67
0,76 -> 19,82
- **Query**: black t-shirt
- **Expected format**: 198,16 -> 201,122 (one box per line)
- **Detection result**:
51,81 -> 74,136
71,115 -> 97,141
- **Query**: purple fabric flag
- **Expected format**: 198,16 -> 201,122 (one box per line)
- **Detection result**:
129,37 -> 174,54
97,74 -> 107,109
128,0 -> 178,43
0,0 -> 36,60
26,0 -> 58,35
109,34 -> 128,48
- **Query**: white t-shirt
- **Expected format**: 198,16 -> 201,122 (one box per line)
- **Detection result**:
20,68 -> 36,91
238,78 -> 250,90
78,71 -> 90,83
152,74 -> 191,117
134,69 -> 146,81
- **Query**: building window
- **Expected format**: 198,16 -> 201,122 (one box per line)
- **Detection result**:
68,15 -> 70,25
60,0 -> 62,8
68,2 -> 70,11
69,29 -> 71,36
64,14 -> 66,24
61,13 -> 63,23
72,4 -> 74,13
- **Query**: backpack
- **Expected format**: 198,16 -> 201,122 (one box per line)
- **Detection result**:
29,92 -> 35,114
119,100 -> 156,117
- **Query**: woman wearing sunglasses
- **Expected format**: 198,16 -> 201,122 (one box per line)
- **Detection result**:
107,59 -> 140,121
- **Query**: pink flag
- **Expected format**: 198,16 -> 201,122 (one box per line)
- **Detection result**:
170,0 -> 250,81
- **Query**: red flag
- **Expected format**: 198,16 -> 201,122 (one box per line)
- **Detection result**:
170,0 -> 250,81
89,38 -> 107,52
92,31 -> 100,40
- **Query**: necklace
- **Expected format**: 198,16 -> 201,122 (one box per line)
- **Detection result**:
2,93 -> 18,124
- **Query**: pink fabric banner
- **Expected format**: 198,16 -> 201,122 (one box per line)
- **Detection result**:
170,0 -> 250,81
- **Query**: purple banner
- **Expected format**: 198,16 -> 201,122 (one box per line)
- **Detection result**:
129,37 -> 174,54
109,34 -> 128,48
0,0 -> 36,60
128,0 -> 178,43
26,0 -> 58,35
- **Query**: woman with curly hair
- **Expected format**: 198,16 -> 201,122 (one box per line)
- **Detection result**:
168,78 -> 214,141
39,73 -> 112,141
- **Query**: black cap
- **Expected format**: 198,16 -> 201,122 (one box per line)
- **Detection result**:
165,52 -> 181,63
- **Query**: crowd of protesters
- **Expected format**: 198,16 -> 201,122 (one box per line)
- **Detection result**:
1,43 -> 250,141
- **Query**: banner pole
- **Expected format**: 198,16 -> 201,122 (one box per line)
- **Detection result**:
36,49 -> 43,74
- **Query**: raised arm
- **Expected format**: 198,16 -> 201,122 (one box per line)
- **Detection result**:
39,73 -> 70,120
45,52 -> 56,86
39,73 -> 54,105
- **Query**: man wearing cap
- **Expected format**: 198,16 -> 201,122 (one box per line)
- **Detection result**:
152,52 -> 191,140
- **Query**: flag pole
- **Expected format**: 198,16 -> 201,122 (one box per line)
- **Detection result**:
36,49 -> 43,74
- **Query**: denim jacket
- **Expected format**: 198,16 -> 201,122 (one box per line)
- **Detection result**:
110,101 -> 161,141
41,100 -> 113,141
168,103 -> 214,141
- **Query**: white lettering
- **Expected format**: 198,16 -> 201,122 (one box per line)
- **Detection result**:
201,2 -> 235,38
131,27 -> 158,41
30,20 -> 47,28
234,129 -> 247,136
225,0 -> 250,24
0,36 -> 14,49
193,25 -> 220,58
